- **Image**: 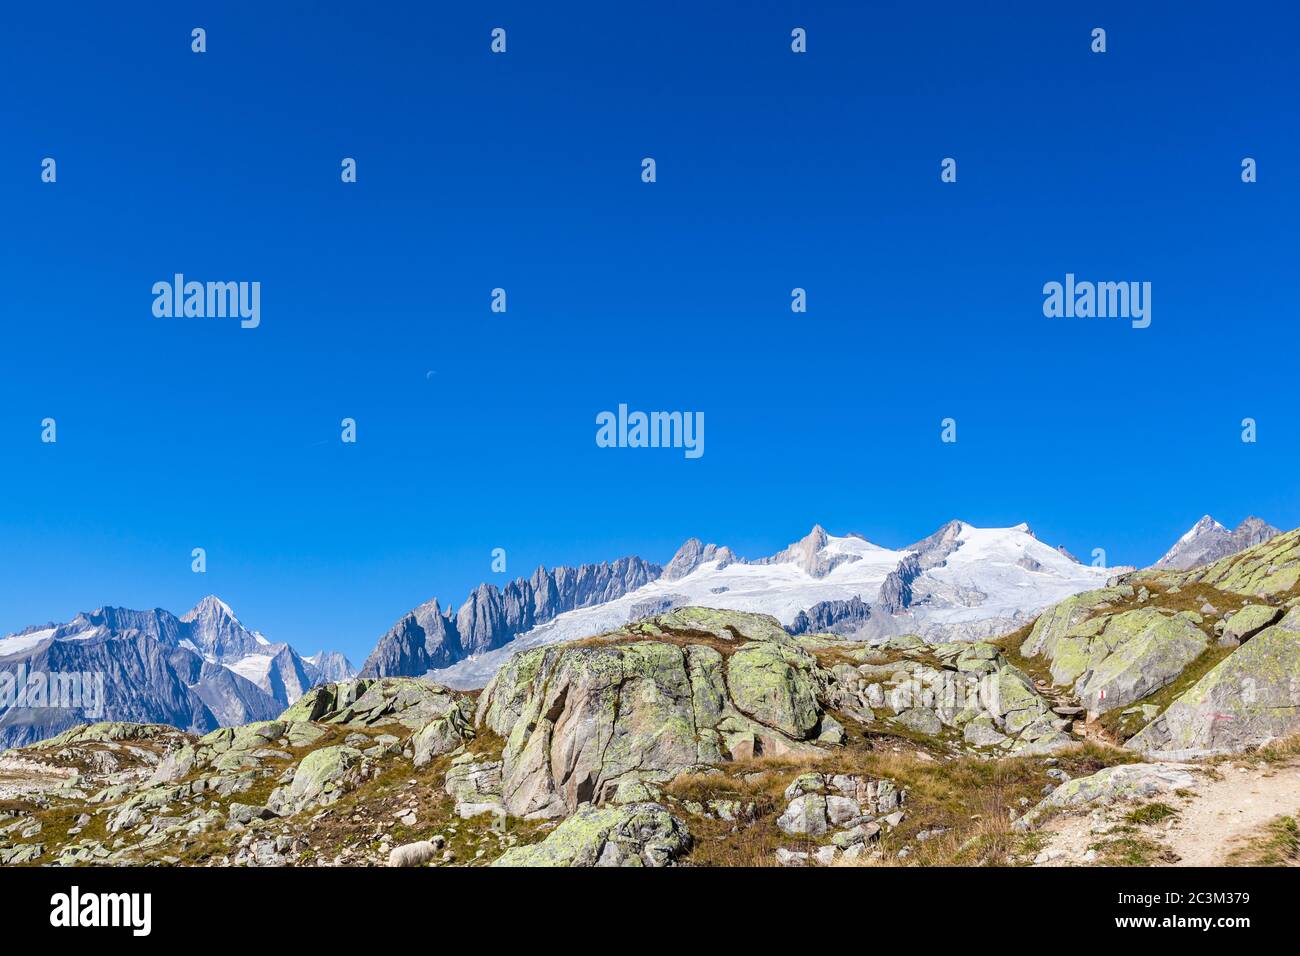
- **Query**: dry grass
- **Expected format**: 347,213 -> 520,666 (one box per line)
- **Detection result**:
1124,802 -> 1179,826
989,622 -> 1051,686
663,737 -> 1135,867
1224,815 -> 1300,866
1252,732 -> 1300,764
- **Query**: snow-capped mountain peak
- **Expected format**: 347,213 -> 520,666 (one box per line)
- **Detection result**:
1179,515 -> 1227,544
185,594 -> 240,623
1154,515 -> 1279,570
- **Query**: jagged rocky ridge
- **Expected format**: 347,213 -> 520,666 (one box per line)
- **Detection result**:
1152,515 -> 1279,570
0,597 -> 354,749
359,557 -> 661,678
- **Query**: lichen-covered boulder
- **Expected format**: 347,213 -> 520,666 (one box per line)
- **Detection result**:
725,641 -> 821,739
475,608 -> 826,819
1014,762 -> 1198,830
775,772 -> 898,835
955,642 -> 1001,674
1020,586 -> 1133,660
1073,609 -> 1208,712
987,664 -> 1051,731
411,699 -> 475,767
268,744 -> 363,815
1129,606 -> 1300,757
1219,604 -> 1283,647
963,715 -> 1008,747
443,753 -> 505,818
278,677 -> 468,731
1025,603 -> 1207,714
491,803 -> 691,867
892,708 -> 943,736
487,642 -> 707,818
34,722 -> 177,748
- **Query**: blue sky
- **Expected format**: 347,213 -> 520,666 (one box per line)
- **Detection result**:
1,2 -> 1296,663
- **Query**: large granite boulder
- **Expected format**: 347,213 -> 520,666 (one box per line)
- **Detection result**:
1129,606 -> 1300,757
278,677 -> 470,732
1219,604 -> 1283,647
1024,601 -> 1208,713
268,744 -> 364,815
1073,609 -> 1208,712
491,803 -> 691,867
475,608 -> 825,819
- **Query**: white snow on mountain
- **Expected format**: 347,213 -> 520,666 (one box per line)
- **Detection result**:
227,653 -> 276,687
429,521 -> 1123,688
0,628 -> 56,658
1153,515 -> 1280,571
1177,515 -> 1226,545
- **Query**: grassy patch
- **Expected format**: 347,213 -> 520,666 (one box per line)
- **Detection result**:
669,735 -> 1137,867
1225,815 -> 1300,866
1089,835 -> 1175,866
1251,731 -> 1300,765
989,622 -> 1046,682
1124,802 -> 1178,826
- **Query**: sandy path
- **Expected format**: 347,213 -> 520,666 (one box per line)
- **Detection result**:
1035,758 -> 1300,867
1161,760 -> 1300,866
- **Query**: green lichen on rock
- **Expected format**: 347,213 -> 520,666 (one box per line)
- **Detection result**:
1129,606 -> 1300,756
1181,529 -> 1300,597
269,744 -> 363,814
725,640 -> 820,739
278,677 -> 467,731
474,608 -> 826,819
1074,609 -> 1208,712
1020,586 -> 1133,661
1220,604 -> 1283,646
1021,593 -> 1208,713
1016,762 -> 1197,830
33,722 -> 176,749
491,803 -> 691,867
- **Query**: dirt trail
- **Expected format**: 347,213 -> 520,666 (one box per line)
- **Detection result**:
1161,760 -> 1300,866
1037,757 -> 1300,867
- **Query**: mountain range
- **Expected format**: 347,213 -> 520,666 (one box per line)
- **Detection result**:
0,596 -> 354,749
360,519 -> 1140,688
0,515 -> 1276,747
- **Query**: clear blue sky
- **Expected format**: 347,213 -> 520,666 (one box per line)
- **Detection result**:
2,2 -> 1296,663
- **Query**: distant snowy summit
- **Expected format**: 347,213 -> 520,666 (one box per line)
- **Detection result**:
1152,515 -> 1280,571
0,596 -> 354,749
361,520 -> 1136,689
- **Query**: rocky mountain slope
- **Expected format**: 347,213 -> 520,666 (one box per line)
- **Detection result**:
0,597 -> 350,749
1152,515 -> 1279,570
1018,527 -> 1300,756
366,521 -> 1125,689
